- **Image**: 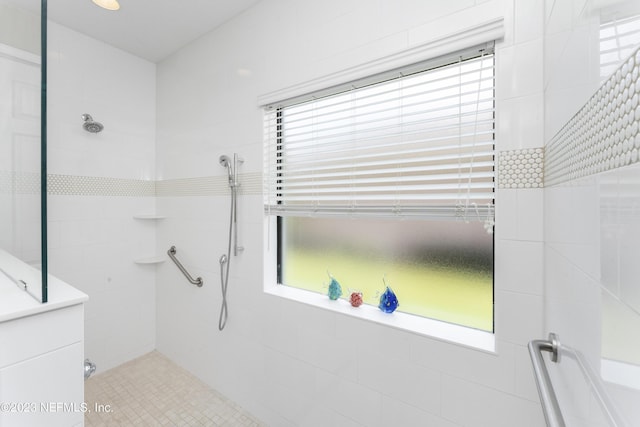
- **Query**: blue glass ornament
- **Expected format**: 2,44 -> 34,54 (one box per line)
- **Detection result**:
327,274 -> 343,300
378,283 -> 399,313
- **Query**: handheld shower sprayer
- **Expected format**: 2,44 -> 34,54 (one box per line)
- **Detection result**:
219,155 -> 233,186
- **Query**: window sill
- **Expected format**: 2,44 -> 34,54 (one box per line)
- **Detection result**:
264,282 -> 495,353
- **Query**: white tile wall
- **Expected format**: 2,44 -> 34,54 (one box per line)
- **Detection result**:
46,22 -> 157,372
497,94 -> 545,150
495,239 -> 544,295
515,0 -> 544,44
496,38 -> 544,100
441,374 -> 544,427
155,3 -> 547,425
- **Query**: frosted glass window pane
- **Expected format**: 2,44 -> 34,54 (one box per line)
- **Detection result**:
280,217 -> 493,331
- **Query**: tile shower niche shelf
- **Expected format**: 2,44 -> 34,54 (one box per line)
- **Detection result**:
133,215 -> 166,264
133,214 -> 166,219
133,256 -> 165,265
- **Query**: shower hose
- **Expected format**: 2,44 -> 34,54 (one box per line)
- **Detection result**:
218,185 -> 236,331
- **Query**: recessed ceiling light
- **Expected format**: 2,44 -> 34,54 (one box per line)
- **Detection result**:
92,0 -> 120,11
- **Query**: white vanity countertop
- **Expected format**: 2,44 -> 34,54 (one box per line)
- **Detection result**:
0,249 -> 88,323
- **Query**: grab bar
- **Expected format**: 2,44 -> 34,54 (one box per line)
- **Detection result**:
528,333 -> 626,427
528,333 -> 565,427
167,246 -> 203,287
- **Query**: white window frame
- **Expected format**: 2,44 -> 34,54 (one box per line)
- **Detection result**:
260,20 -> 504,352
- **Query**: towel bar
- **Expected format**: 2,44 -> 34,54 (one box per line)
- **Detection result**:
528,333 -> 626,427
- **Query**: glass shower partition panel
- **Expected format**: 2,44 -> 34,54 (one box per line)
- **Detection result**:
0,0 -> 47,302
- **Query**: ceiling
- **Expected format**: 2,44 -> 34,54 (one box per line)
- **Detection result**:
13,0 -> 261,62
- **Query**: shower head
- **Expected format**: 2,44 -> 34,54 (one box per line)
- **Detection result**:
82,113 -> 104,133
219,155 -> 231,167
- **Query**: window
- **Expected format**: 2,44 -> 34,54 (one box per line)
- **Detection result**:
263,45 -> 495,332
599,13 -> 640,80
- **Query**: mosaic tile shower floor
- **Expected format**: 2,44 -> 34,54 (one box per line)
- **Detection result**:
84,351 -> 265,426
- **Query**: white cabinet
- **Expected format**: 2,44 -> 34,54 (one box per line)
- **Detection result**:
0,304 -> 85,427
0,249 -> 87,427
0,344 -> 84,426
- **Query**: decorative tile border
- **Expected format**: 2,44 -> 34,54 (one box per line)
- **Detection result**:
47,174 -> 155,197
155,176 -> 227,197
497,148 -> 544,189
239,172 -> 263,195
545,47 -> 640,186
156,172 -> 262,197
1,171 -> 263,197
0,171 -> 40,195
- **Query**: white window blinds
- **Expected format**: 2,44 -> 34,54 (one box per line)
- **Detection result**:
263,46 -> 495,220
